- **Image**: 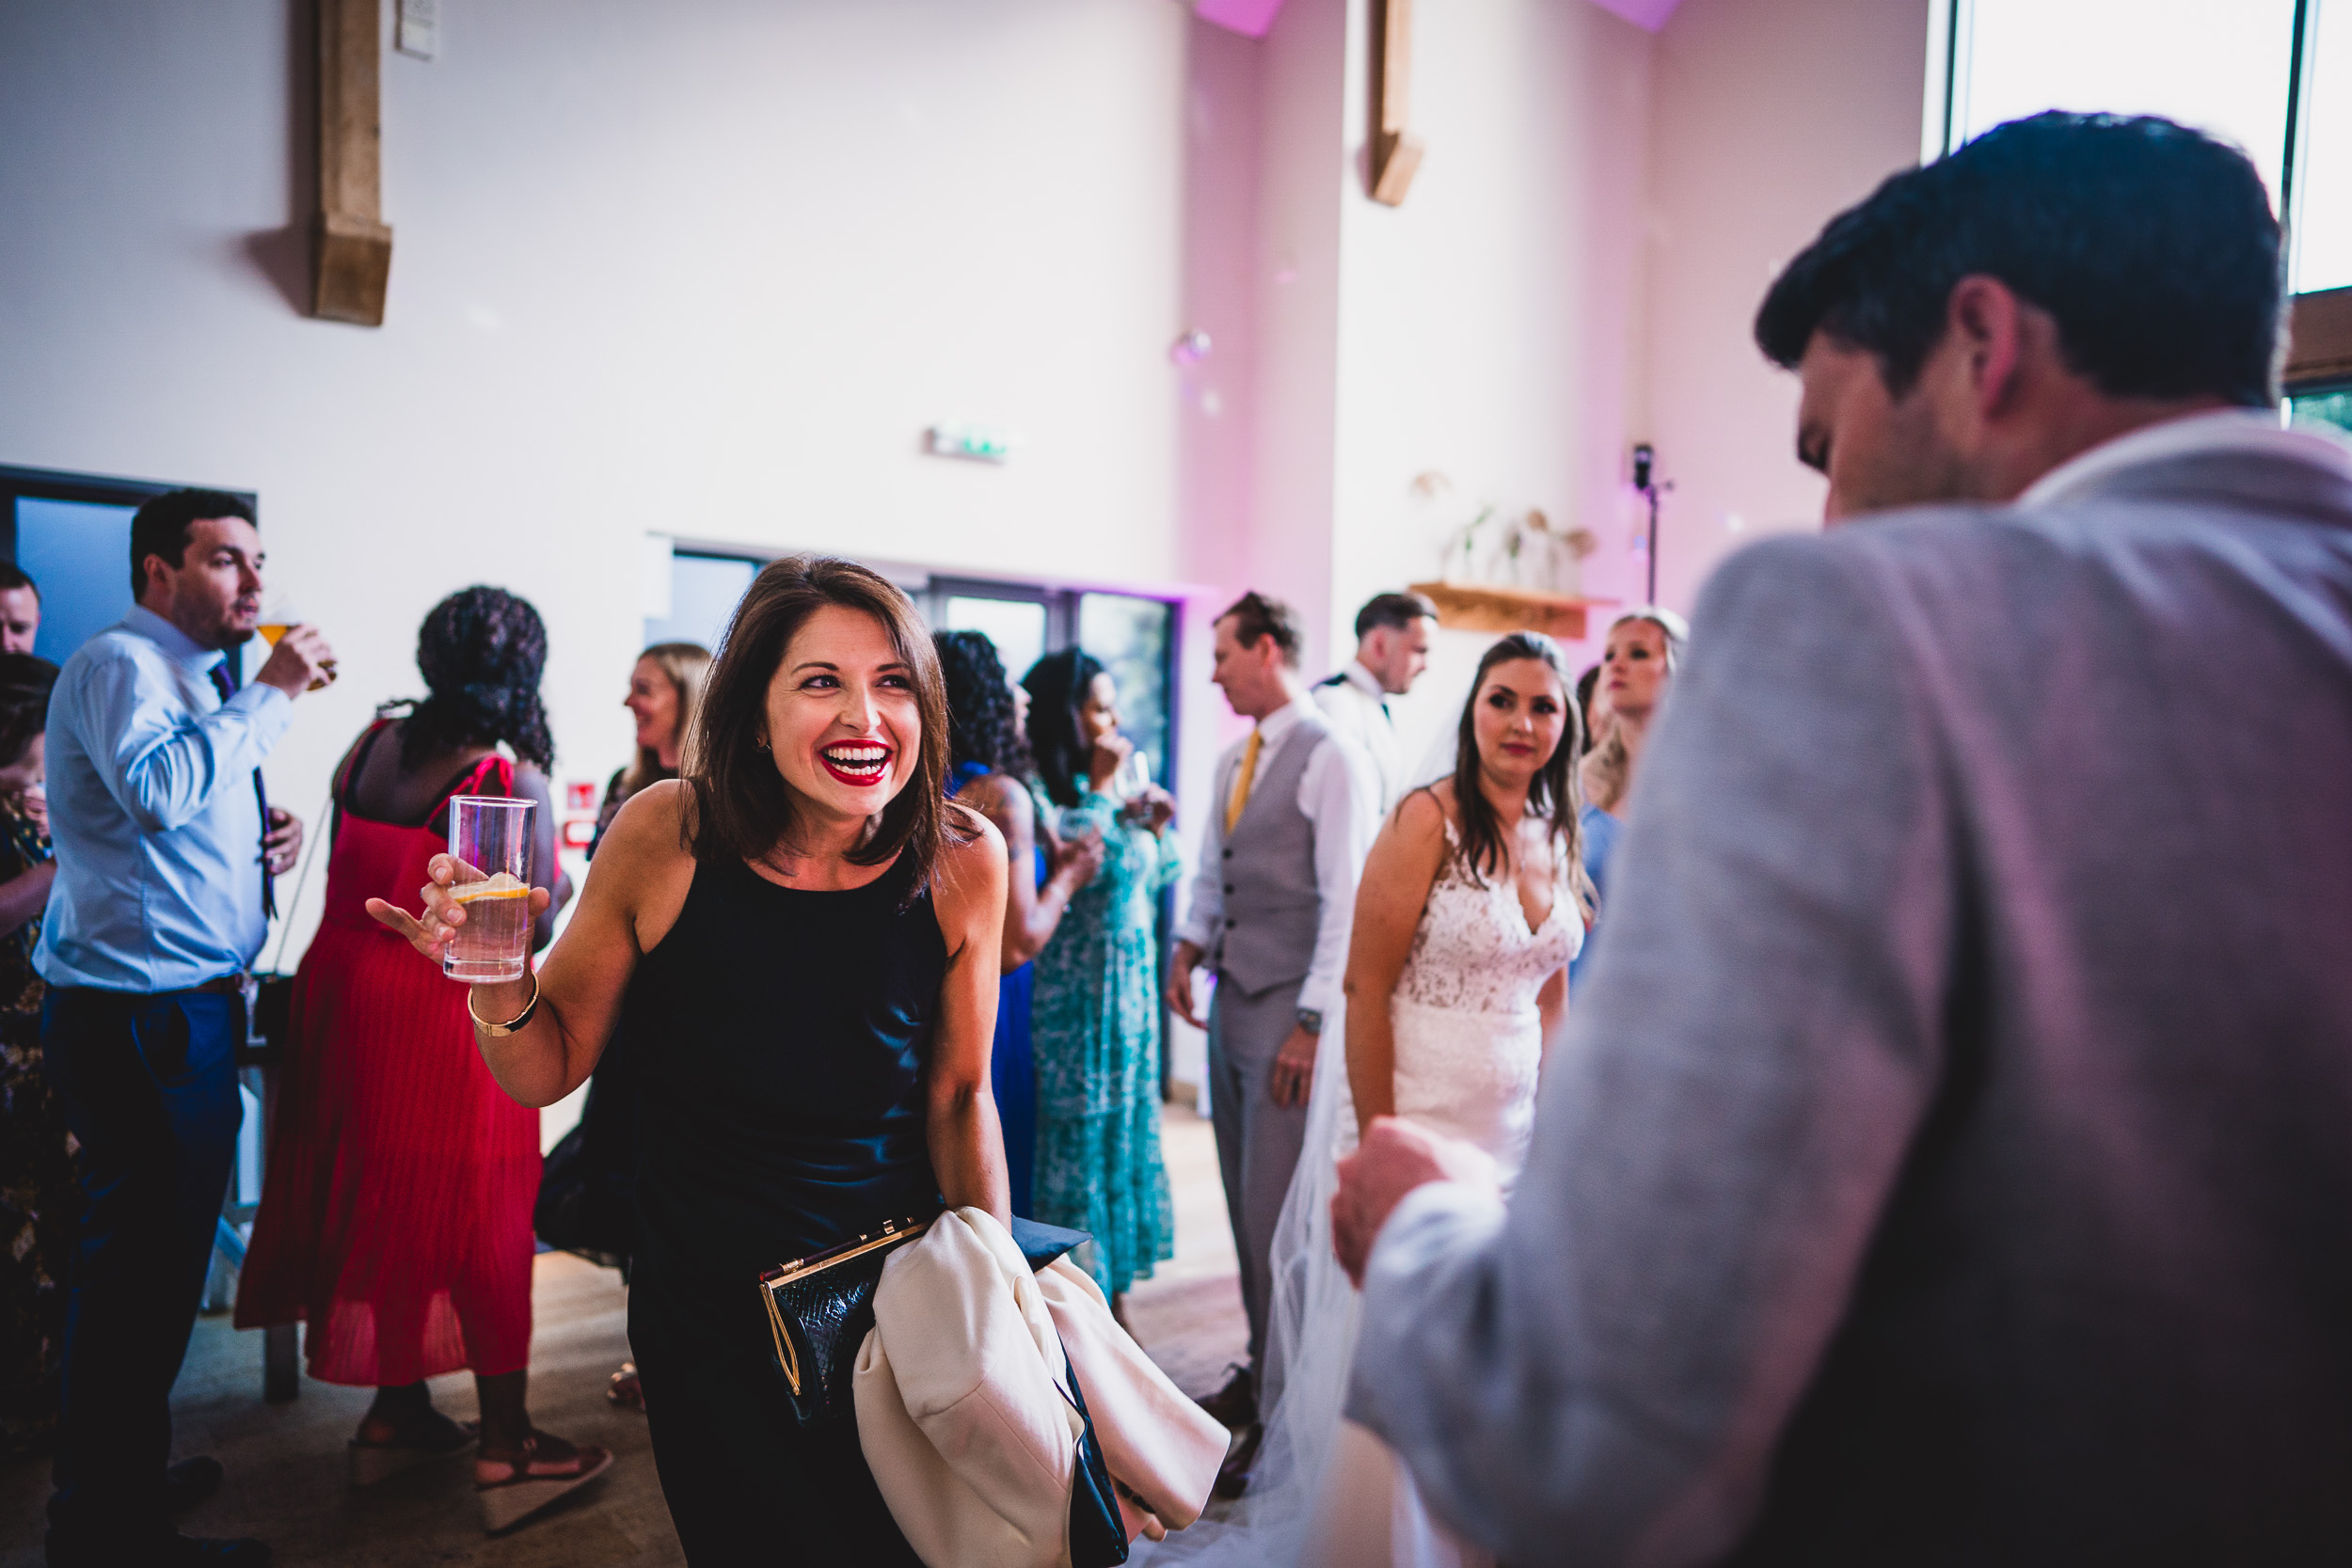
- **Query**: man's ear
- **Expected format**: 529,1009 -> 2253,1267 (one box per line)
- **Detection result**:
1946,273 -> 2027,420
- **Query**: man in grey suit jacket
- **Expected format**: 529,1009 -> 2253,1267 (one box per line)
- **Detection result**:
1332,113 -> 2352,1564
1168,591 -> 1378,1490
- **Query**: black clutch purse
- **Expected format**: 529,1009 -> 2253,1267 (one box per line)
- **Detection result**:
757,1213 -> 1091,1428
758,1212 -> 1126,1565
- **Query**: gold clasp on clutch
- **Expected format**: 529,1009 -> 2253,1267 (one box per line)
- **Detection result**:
755,1214 -> 936,1400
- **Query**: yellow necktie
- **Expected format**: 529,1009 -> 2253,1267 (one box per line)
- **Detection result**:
1225,728 -> 1263,833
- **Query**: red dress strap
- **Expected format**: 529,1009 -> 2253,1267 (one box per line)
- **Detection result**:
425,752 -> 518,837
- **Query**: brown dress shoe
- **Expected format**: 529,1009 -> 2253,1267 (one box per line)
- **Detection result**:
1211,1421 -> 1263,1499
1196,1364 -> 1258,1430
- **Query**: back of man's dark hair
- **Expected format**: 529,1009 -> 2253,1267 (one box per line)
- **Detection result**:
0,654 -> 58,772
1219,591 -> 1302,669
1355,590 -> 1438,641
129,489 -> 255,599
0,564 -> 39,599
1755,112 -> 2282,408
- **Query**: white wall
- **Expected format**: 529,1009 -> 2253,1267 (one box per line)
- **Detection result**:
1328,0 -> 1656,767
1638,0 -> 1934,606
0,0 -> 1194,976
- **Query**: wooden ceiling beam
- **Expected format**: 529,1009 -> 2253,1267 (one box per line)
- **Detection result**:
312,0 -> 392,326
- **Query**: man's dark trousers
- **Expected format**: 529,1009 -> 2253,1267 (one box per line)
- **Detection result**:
41,985 -> 244,1549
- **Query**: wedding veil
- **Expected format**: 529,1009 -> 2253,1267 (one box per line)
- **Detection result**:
1142,995 -> 1358,1565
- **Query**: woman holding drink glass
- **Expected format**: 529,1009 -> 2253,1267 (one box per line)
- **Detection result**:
367,556 -> 1009,1562
236,588 -> 596,1528
1020,648 -> 1177,1316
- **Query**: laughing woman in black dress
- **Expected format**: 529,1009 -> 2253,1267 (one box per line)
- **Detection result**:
370,556 -> 1009,1562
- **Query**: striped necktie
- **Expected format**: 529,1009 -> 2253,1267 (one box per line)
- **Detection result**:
1224,728 -> 1262,833
208,660 -> 277,918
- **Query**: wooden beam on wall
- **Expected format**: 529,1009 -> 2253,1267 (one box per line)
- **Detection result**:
2286,287 -> 2352,391
312,0 -> 392,326
1368,0 -> 1423,207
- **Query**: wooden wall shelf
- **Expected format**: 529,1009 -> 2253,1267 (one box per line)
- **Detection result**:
2288,287 -> 2352,390
1410,580 -> 1614,641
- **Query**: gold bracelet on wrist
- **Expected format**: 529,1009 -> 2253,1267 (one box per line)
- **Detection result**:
467,970 -> 541,1037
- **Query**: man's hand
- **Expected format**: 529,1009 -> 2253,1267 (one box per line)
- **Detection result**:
1165,939 -> 1207,1030
253,626 -> 337,698
1331,1117 -> 1499,1287
1269,1024 -> 1317,1109
264,805 -> 303,877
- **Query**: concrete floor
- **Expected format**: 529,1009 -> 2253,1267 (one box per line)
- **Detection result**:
0,1102 -> 1247,1566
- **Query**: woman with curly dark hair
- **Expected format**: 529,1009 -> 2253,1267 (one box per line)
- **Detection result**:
238,586 -> 605,1531
933,630 -> 1101,1216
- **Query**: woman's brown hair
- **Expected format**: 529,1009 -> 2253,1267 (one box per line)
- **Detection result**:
1441,632 -> 1595,923
684,555 -> 955,892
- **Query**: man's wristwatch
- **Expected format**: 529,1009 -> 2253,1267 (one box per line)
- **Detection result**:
1295,1008 -> 1324,1035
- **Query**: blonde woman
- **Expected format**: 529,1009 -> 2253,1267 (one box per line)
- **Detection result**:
575,641 -> 707,1410
1570,608 -> 1686,994
590,641 -> 712,855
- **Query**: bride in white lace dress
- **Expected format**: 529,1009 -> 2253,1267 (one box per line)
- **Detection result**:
1146,633 -> 1592,1568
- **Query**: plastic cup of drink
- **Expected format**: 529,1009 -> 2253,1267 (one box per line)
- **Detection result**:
256,594 -> 336,689
444,796 -> 535,983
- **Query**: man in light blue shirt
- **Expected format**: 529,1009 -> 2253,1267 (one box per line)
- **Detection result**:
39,488 -> 333,1568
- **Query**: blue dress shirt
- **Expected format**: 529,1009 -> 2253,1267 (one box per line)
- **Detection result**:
37,606 -> 294,991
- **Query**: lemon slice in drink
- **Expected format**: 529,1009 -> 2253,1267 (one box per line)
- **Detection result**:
452,871 -> 532,902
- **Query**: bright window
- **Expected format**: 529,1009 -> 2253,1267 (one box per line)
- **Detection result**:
2296,1 -> 2352,292
1951,0 -> 2299,200
1942,0 -> 2349,294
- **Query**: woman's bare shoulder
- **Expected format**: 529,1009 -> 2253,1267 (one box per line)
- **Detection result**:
942,800 -> 1008,869
1391,783 -> 1454,842
958,769 -> 1035,825
599,779 -> 696,863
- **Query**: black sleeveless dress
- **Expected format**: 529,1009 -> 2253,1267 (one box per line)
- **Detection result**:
623,851 -> 944,1564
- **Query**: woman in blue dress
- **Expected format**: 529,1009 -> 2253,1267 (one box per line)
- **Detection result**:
1021,648 -> 1178,1315
932,630 -> 1102,1217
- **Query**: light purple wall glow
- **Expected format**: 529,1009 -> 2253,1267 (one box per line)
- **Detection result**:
1195,0 -> 1288,40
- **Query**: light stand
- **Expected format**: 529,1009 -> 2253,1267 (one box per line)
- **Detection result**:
1631,444 -> 1672,604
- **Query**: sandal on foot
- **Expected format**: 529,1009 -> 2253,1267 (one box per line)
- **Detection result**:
476,1433 -> 614,1533
348,1417 -> 479,1487
606,1363 -> 644,1411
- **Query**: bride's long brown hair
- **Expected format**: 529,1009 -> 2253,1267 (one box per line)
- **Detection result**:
1443,632 -> 1596,922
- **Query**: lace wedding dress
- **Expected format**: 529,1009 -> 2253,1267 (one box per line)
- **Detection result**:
1147,820 -> 1581,1568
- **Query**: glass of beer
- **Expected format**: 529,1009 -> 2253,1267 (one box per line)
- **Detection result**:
256,593 -> 336,689
444,797 -> 535,983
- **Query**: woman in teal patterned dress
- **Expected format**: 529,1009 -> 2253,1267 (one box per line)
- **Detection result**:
1021,648 -> 1178,1313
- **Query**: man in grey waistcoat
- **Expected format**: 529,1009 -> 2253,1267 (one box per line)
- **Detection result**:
1168,591 -> 1377,1492
1333,113 -> 2352,1563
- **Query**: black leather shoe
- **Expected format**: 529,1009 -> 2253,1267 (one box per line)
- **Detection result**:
1196,1363 -> 1257,1430
164,1457 -> 224,1515
1211,1420 -> 1263,1500
47,1529 -> 270,1567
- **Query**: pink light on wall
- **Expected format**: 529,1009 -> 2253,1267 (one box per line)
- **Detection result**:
1583,0 -> 1686,30
1194,0 -> 1287,40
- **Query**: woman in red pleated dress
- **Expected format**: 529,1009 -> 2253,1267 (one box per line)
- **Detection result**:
238,586 -> 608,1528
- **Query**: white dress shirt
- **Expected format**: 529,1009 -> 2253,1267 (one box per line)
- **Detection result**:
1177,696 -> 1380,1016
1313,659 -> 1405,816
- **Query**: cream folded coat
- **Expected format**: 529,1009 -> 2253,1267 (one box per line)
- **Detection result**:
855,1208 -> 1227,1568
